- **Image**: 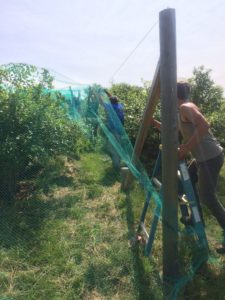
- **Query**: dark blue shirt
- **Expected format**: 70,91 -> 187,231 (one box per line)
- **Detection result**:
104,102 -> 124,133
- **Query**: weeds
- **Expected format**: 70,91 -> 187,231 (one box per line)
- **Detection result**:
0,153 -> 224,299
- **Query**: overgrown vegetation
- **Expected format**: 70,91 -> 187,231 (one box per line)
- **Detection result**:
189,66 -> 224,115
0,152 -> 161,299
189,66 -> 225,147
0,151 -> 224,299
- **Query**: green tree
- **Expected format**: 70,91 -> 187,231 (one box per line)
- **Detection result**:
207,101 -> 225,147
0,63 -> 85,201
0,63 -> 54,89
188,66 -> 225,147
188,66 -> 224,115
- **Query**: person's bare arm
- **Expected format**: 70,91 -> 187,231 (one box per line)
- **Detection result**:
149,118 -> 161,131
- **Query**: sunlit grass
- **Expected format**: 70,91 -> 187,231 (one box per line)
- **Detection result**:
0,153 -> 224,299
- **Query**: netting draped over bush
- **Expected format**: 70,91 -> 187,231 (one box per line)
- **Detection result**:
51,85 -> 162,206
50,84 -> 213,299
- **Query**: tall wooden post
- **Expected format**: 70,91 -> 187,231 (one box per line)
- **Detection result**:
159,8 -> 179,292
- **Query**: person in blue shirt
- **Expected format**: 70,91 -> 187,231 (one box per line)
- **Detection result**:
104,94 -> 124,133
100,90 -> 125,169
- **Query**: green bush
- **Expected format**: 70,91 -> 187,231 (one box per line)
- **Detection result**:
0,63 -> 88,201
188,66 -> 224,115
207,101 -> 225,147
188,65 -> 225,147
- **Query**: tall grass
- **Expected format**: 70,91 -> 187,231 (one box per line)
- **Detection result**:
0,153 -> 224,299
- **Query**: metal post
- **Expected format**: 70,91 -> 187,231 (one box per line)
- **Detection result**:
159,7 -> 179,293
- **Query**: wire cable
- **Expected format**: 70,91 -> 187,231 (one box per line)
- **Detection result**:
110,20 -> 158,81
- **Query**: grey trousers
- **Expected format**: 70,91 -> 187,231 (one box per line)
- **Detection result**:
197,152 -> 225,230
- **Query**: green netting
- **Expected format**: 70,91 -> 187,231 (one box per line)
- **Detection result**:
50,85 -> 225,299
49,85 -> 162,205
0,63 -> 224,299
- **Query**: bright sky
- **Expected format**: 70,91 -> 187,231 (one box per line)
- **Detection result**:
1,0 -> 225,90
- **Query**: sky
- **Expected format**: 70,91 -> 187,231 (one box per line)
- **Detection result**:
1,0 -> 225,90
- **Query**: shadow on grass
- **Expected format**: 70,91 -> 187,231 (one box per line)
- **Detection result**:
0,158 -> 81,250
0,193 -> 82,250
125,192 -> 162,300
180,260 -> 225,300
84,262 -> 122,298
49,175 -> 74,187
100,165 -> 120,187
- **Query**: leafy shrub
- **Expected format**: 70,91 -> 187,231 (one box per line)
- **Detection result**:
207,102 -> 225,147
188,65 -> 225,147
188,66 -> 224,115
0,63 -> 88,201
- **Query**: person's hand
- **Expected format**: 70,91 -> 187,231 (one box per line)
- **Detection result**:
178,144 -> 189,160
149,118 -> 161,130
149,117 -> 155,125
104,89 -> 112,97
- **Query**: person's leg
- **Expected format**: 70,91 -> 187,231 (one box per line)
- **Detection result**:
188,159 -> 205,226
198,152 -> 225,230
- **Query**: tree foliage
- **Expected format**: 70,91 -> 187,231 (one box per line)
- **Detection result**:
207,101 -> 225,147
0,63 -> 87,201
188,65 -> 225,147
188,66 -> 224,115
0,63 -> 54,89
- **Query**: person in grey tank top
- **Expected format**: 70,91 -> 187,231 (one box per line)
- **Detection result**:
151,82 -> 225,253
178,82 -> 225,253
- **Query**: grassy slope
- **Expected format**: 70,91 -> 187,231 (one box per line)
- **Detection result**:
0,152 -> 225,299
